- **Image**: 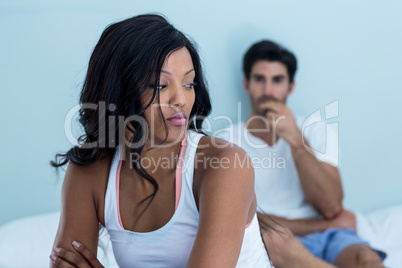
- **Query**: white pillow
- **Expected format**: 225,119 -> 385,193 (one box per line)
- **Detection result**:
0,212 -> 117,268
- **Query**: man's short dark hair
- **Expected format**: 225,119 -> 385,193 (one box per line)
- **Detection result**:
243,40 -> 297,83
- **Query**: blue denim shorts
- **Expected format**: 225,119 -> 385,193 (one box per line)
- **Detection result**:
297,228 -> 386,264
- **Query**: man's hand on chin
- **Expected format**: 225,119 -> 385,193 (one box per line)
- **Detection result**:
262,100 -> 302,147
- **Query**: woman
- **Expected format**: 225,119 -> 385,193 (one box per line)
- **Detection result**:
50,14 -> 272,267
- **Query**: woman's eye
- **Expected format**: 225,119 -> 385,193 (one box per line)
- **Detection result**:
184,82 -> 197,89
156,84 -> 167,90
149,84 -> 167,90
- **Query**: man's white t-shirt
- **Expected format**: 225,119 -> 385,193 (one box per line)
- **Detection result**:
217,115 -> 339,220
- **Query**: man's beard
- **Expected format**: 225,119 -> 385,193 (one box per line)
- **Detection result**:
251,95 -> 287,116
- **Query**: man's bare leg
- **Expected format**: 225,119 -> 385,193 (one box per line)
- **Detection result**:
261,227 -> 336,268
334,244 -> 385,268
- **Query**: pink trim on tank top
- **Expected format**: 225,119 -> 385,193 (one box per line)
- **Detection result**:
116,158 -> 124,228
175,137 -> 187,209
116,138 -> 187,229
115,135 -> 253,229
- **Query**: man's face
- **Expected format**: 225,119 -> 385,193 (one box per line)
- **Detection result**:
244,60 -> 294,116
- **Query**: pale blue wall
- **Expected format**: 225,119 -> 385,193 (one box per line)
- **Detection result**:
1,0 -> 401,226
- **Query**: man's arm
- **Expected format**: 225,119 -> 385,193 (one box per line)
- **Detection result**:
258,212 -> 329,237
265,101 -> 343,219
257,209 -> 356,237
290,137 -> 343,219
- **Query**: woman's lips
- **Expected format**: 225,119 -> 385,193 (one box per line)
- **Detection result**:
168,118 -> 187,125
167,113 -> 187,126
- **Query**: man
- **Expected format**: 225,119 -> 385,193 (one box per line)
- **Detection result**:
219,40 -> 385,267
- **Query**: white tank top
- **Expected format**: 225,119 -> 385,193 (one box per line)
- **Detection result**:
104,130 -> 273,267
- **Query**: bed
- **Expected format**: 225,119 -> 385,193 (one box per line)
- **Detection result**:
0,213 -> 118,268
0,205 -> 401,268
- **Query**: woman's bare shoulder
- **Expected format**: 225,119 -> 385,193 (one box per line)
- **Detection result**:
194,135 -> 254,191
64,151 -> 113,189
196,135 -> 249,161
62,151 -> 114,222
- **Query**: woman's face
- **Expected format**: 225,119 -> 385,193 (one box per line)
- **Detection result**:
143,47 -> 196,146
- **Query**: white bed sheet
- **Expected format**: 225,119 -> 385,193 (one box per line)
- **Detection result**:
356,204 -> 402,268
0,205 -> 401,268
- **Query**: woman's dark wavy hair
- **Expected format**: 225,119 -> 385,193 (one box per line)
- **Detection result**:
51,14 -> 211,218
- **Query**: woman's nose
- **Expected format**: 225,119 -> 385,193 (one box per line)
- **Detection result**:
170,84 -> 187,107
